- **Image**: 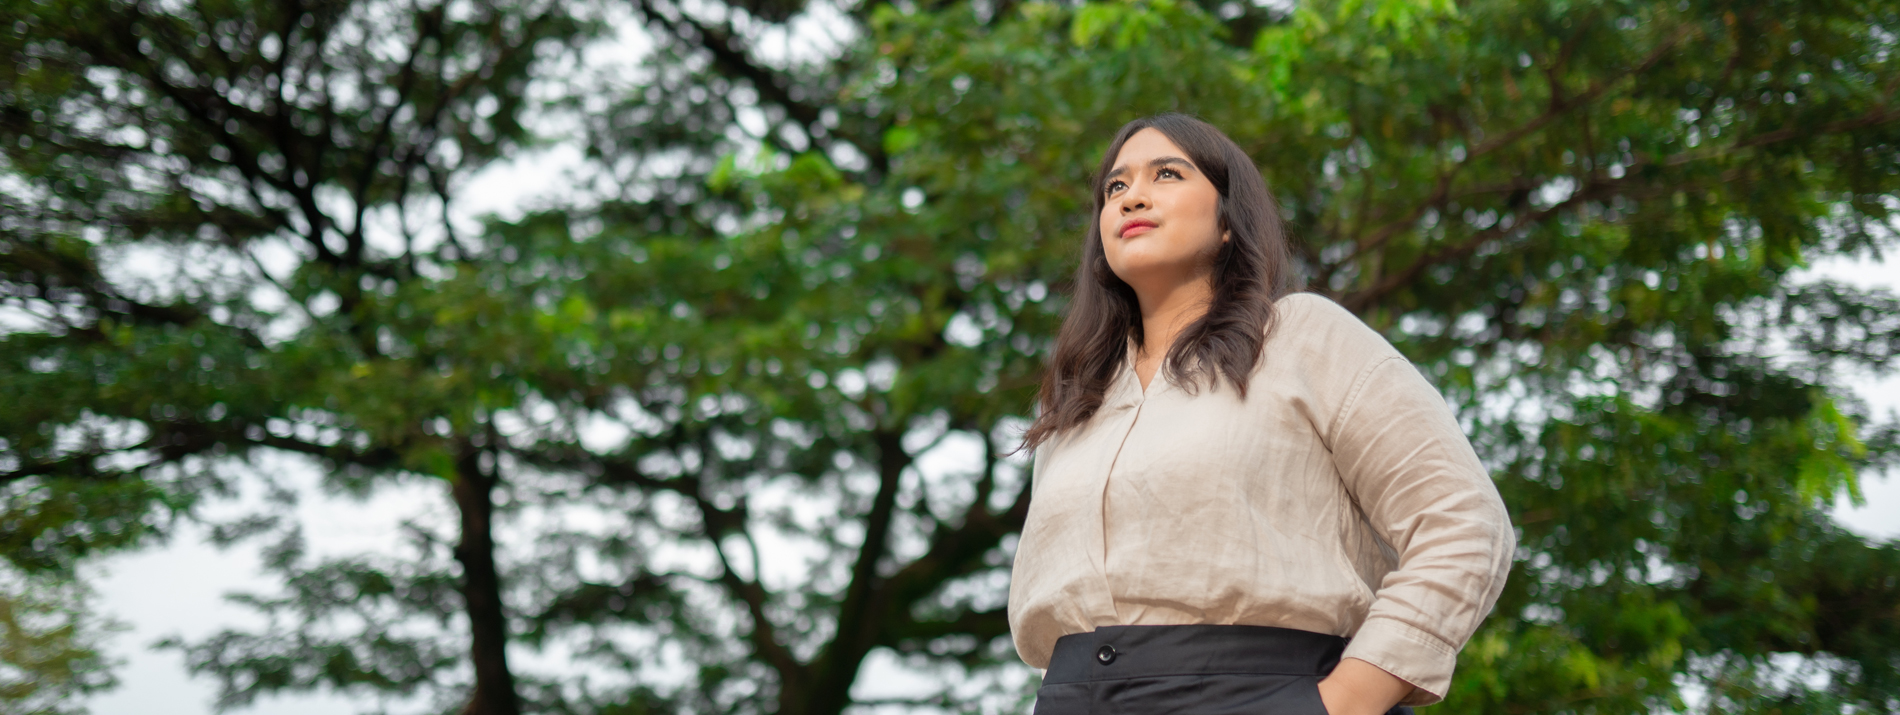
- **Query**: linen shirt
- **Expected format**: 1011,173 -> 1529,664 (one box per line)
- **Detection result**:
1007,293 -> 1515,705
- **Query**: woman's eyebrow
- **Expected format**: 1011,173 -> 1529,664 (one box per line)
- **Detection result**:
1104,156 -> 1194,182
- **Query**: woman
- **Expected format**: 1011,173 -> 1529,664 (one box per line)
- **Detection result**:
1009,114 -> 1514,715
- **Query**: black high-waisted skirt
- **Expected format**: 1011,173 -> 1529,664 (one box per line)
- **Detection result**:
1032,624 -> 1417,715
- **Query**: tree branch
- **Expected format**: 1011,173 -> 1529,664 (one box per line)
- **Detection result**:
1320,27 -> 1688,280
345,6 -> 441,265
1469,23 -> 1693,162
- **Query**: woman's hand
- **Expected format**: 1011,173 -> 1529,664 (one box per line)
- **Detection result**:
1315,657 -> 1412,715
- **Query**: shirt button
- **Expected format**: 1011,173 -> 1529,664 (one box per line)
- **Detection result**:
1095,644 -> 1118,665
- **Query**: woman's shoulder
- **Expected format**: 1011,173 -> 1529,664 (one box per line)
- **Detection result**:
1272,291 -> 1340,323
1267,292 -> 1405,364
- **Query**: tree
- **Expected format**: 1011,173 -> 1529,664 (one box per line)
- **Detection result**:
6,0 -> 1899,714
1,0 -> 593,712
0,568 -> 115,715
479,0 -> 1900,711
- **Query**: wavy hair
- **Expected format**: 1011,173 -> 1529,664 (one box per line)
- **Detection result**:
1020,113 -> 1304,451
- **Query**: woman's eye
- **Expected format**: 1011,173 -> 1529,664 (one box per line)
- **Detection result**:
1157,168 -> 1181,180
1105,180 -> 1125,195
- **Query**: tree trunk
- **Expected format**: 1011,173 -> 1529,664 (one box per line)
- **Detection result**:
453,443 -> 520,715
797,430 -> 910,715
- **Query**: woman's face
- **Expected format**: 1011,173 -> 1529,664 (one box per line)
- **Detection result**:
1098,127 -> 1226,295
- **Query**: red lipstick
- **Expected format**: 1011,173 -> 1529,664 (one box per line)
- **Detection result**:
1119,218 -> 1157,238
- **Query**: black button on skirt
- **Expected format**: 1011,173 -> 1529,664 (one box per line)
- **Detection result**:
1033,624 -> 1416,715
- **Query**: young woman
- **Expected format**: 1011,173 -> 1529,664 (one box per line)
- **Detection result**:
1009,114 -> 1514,715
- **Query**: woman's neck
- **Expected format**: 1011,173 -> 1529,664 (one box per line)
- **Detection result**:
1133,277 -> 1215,387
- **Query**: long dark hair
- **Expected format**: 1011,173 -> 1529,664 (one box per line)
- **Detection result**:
1020,113 -> 1304,451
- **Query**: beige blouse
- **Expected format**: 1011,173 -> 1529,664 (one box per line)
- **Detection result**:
1008,293 -> 1514,705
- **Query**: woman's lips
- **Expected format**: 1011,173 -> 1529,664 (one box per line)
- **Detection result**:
1120,220 -> 1157,238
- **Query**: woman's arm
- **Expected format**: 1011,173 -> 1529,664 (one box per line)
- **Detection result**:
1325,354 -> 1516,706
1318,657 -> 1414,715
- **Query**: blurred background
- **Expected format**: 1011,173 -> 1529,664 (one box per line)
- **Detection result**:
3,0 -> 1897,713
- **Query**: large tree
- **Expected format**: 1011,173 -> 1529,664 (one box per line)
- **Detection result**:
5,0 -> 1899,714
0,0 -> 592,712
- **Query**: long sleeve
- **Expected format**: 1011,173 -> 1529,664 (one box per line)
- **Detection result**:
1328,355 -> 1516,705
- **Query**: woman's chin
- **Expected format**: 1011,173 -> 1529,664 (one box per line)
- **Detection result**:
1111,256 -> 1204,288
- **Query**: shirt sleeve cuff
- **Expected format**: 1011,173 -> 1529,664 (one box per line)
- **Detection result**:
1340,616 -> 1458,706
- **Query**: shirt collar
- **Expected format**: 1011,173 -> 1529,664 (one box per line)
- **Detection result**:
1114,338 -> 1168,401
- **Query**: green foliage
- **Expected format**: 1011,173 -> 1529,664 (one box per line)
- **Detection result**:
0,569 -> 115,715
3,0 -> 1899,713
1,0 -> 594,712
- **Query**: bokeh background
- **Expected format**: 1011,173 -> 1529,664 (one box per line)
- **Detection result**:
3,0 -> 1897,714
